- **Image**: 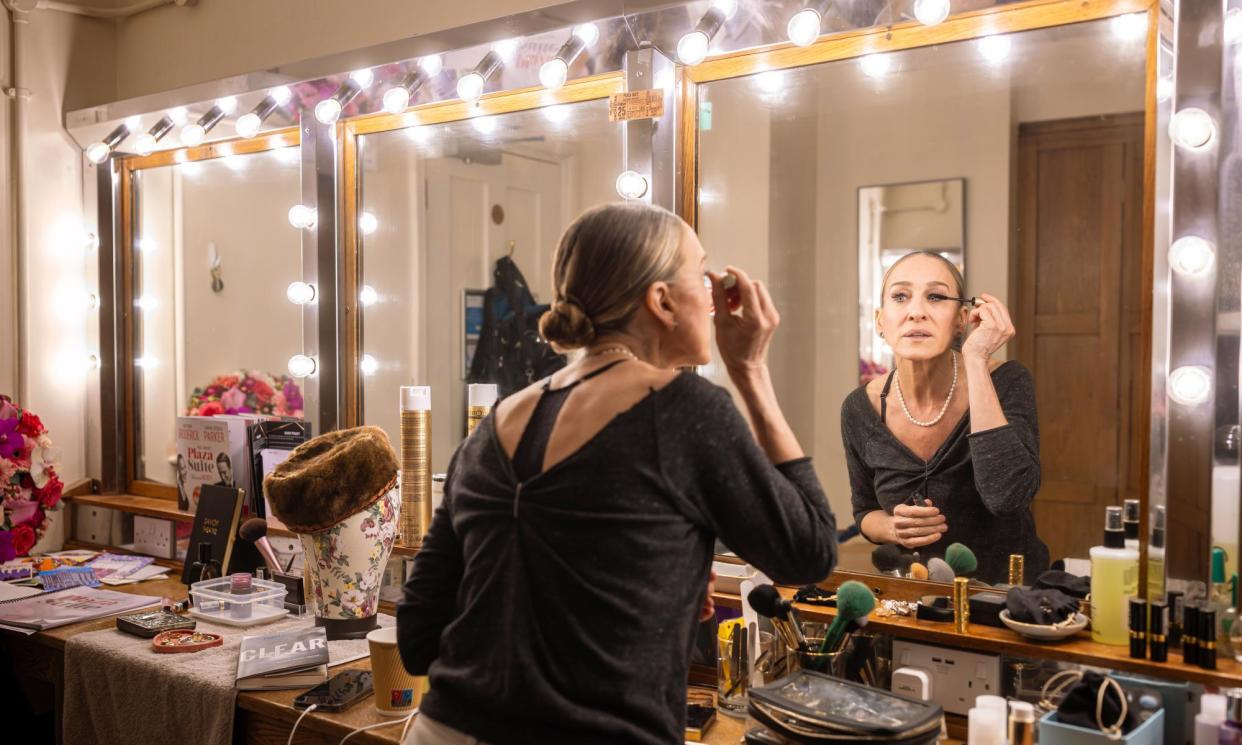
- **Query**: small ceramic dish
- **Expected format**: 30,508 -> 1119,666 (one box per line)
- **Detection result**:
999,610 -> 1089,641
152,629 -> 224,653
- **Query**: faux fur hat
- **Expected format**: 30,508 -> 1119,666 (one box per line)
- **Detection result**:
265,425 -> 398,534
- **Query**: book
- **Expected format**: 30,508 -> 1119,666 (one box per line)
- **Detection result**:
247,419 -> 312,530
0,581 -> 42,603
180,484 -> 246,585
87,552 -> 155,579
0,587 -> 160,630
175,417 -> 238,513
235,626 -> 329,690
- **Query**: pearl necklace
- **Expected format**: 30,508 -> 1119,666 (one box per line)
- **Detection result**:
894,351 -> 957,427
588,345 -> 637,361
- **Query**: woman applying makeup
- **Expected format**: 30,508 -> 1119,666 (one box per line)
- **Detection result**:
840,250 -> 1048,584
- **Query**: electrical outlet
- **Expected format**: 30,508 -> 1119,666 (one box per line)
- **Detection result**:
892,640 -> 1000,716
74,506 -> 114,545
132,515 -> 176,559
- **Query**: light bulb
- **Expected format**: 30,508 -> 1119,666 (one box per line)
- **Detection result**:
573,23 -> 600,46
616,170 -> 649,200
457,72 -> 486,101
134,134 -> 157,156
1170,107 -> 1216,150
314,98 -> 343,125
383,86 -> 411,114
540,58 -> 569,90
180,123 -> 206,146
125,115 -> 142,132
86,142 -> 110,164
84,232 -> 99,251
712,0 -> 738,17
288,354 -> 317,378
419,55 -> 443,76
755,70 -> 784,94
859,53 -> 892,78
787,8 -> 822,47
85,354 -> 101,372
1169,236 -> 1216,276
216,96 -> 238,115
913,0 -> 950,26
677,31 -> 711,66
135,295 -> 157,311
360,354 -> 379,376
350,68 -> 374,88
288,204 -> 317,230
286,281 -> 316,305
472,115 -> 498,134
1111,12 -> 1147,42
136,237 -> 156,253
494,38 -> 519,61
1168,365 -> 1212,406
168,106 -> 188,124
135,356 -> 158,369
359,211 -> 379,235
978,34 -> 1011,64
1157,75 -> 1174,102
235,113 -> 262,139
270,85 -> 293,106
543,104 -> 570,124
359,285 -> 379,307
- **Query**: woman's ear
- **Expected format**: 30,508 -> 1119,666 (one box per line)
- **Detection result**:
645,281 -> 677,331
874,308 -> 885,340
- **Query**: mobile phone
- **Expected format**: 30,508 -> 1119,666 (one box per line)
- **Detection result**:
293,670 -> 373,712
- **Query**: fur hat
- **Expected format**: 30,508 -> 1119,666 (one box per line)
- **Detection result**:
265,425 -> 398,534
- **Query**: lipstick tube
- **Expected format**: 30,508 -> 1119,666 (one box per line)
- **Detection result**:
1200,608 -> 1217,670
953,577 -> 970,634
1148,599 -> 1168,662
1183,603 -> 1200,666
1129,598 -> 1147,659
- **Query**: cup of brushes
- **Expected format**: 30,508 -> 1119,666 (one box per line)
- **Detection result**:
746,582 -> 877,677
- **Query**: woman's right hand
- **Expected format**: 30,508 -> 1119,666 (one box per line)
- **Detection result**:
888,500 -> 948,549
709,265 -> 780,377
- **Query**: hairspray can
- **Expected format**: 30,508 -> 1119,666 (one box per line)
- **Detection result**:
467,384 -> 498,437
399,386 -> 432,546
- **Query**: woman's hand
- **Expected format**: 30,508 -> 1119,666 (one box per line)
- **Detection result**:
889,500 -> 948,549
709,266 -> 780,376
699,570 -> 717,622
961,292 -> 1016,362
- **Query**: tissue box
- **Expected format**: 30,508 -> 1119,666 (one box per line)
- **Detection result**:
1039,709 -> 1163,745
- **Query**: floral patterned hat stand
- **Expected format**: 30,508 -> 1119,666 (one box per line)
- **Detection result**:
265,426 -> 399,640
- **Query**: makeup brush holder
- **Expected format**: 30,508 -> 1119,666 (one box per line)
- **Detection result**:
782,622 -> 888,685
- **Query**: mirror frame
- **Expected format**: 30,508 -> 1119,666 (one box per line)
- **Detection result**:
110,128 -> 302,503
678,0 -> 1160,597
337,72 -> 627,427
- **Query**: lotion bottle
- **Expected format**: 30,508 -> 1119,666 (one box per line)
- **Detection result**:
1091,505 -> 1139,646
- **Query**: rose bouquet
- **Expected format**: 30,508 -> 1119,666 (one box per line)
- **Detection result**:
0,396 -> 63,560
186,369 -> 304,418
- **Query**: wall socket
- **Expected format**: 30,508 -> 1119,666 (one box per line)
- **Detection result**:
891,640 -> 1001,716
132,515 -> 177,559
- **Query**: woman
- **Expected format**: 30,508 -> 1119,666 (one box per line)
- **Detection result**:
398,203 -> 836,745
841,250 -> 1047,585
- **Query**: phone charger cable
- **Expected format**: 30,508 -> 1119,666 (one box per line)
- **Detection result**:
288,703 -> 318,745
339,708 -> 419,745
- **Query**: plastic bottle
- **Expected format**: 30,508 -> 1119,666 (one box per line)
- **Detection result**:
1199,693 -> 1227,745
1091,506 -> 1139,646
1221,691 -> 1242,745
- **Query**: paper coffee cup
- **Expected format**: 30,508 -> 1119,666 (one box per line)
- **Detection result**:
366,626 -> 425,716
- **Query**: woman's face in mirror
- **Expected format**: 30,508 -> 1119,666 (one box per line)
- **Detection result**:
876,254 -> 967,362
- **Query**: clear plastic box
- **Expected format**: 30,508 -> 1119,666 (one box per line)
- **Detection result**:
188,576 -> 289,627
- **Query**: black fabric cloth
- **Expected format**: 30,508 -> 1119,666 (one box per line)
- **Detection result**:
397,372 -> 837,745
1056,671 -> 1139,734
1034,569 -> 1092,599
841,360 -> 1049,585
1005,587 -> 1079,625
467,256 -> 566,396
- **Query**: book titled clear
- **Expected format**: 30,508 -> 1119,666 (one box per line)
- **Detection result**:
235,626 -> 329,691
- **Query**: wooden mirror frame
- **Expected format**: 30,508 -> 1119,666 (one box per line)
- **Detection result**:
678,0 -> 1160,599
111,128 -> 302,502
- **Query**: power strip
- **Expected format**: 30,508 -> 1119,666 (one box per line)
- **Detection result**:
891,640 -> 1001,716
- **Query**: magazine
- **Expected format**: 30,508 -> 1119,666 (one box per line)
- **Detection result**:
235,626 -> 329,690
0,587 -> 160,631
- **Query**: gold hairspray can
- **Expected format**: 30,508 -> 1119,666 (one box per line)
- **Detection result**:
399,386 -> 432,547
953,577 -> 970,634
467,383 -> 498,437
1008,554 -> 1025,586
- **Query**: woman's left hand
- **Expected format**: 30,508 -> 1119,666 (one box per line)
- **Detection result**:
961,293 -> 1015,362
699,570 -> 717,622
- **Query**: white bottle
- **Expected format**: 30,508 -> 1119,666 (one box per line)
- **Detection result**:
1197,693 -> 1227,745
1090,506 -> 1140,645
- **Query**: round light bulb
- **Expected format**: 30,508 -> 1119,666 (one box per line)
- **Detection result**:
288,204 -> 317,230
136,237 -> 155,253
543,104 -> 570,124
350,68 -> 374,88
787,8 -> 822,47
216,96 -> 238,115
978,34 -> 1011,64
1168,365 -> 1212,406
124,115 -> 142,132
360,354 -> 379,376
135,295 -> 157,311
677,31 -> 711,66
235,112 -> 262,139
859,53 -> 892,78
134,356 -> 158,369
574,23 -> 600,46
359,285 -> 379,307
359,211 -> 379,235
913,0 -> 950,26
1157,75 -> 1174,102
1111,12 -> 1147,42
86,142 -> 110,164
1169,236 -> 1216,276
286,281 -> 316,305
383,86 -> 411,114
472,115 -> 498,135
540,58 -> 569,90
1170,107 -> 1217,150
419,55 -> 443,76
457,72 -> 486,101
756,70 -> 784,94
168,106 -> 188,124
288,354 -> 317,378
180,123 -> 205,146
314,98 -> 342,125
494,38 -> 519,61
134,133 -> 157,156
270,85 -> 293,106
616,170 -> 649,200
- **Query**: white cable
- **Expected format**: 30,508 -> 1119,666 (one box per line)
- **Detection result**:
399,709 -> 418,743
339,709 -> 417,745
288,703 -> 318,745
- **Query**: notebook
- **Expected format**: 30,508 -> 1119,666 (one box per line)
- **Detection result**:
0,586 -> 160,631
235,626 -> 329,690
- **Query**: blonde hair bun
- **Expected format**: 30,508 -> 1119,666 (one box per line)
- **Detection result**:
540,299 -> 596,350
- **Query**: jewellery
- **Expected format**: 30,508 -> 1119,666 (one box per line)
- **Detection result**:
895,351 -> 957,427
152,629 -> 223,653
588,345 -> 637,361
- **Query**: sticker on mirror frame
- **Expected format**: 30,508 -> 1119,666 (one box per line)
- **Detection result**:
608,89 -> 664,121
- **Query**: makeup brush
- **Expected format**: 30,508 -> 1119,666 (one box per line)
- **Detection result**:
909,562 -> 929,580
872,544 -> 915,575
820,581 -> 876,653
945,543 -> 978,578
747,584 -> 806,651
927,557 -> 956,583
238,518 -> 282,576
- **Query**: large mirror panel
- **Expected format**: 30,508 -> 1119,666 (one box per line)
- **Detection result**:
357,100 -> 624,469
697,17 -> 1153,583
